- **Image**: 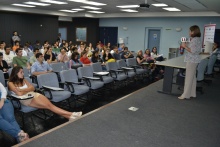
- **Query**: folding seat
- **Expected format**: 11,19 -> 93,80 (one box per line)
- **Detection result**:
91,62 -> 114,85
116,60 -> 136,79
60,69 -> 90,106
77,66 -> 104,93
37,72 -> 72,109
105,62 -> 127,87
126,58 -> 147,76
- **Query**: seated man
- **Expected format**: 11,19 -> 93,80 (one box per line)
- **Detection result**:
31,53 -> 53,76
211,42 -> 220,64
57,48 -> 69,63
121,47 -> 134,59
3,45 -> 15,67
29,48 -> 39,65
112,46 -> 121,60
12,48 -> 30,70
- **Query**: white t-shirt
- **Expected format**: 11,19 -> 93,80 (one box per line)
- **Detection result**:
3,52 -> 15,65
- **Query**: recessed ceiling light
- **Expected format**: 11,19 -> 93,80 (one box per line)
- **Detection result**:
87,11 -> 105,14
163,7 -> 181,11
24,2 -> 51,6
59,10 -> 77,13
116,5 -> 139,8
152,3 -> 168,7
12,4 -> 35,7
68,0 -> 106,6
39,0 -> 67,4
121,9 -> 138,12
80,6 -> 101,10
72,8 -> 85,11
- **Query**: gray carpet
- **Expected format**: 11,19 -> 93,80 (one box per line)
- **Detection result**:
19,75 -> 220,147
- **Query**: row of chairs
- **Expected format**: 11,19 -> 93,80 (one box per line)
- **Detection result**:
0,58 -> 149,130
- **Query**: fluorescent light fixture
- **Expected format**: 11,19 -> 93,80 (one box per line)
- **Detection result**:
68,0 -> 106,6
72,8 -> 85,11
163,7 -> 181,11
24,2 -> 51,6
12,4 -> 35,7
39,0 -> 67,4
80,6 -> 101,10
59,10 -> 77,13
152,3 -> 168,7
116,5 -> 139,8
87,11 -> 105,14
121,9 -> 138,12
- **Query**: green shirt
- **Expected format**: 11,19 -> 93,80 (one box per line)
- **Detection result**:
52,47 -> 60,54
29,56 -> 37,65
12,56 -> 28,68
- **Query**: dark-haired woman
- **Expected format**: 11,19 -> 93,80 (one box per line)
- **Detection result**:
8,66 -> 82,120
178,25 -> 202,100
69,52 -> 82,69
0,82 -> 29,142
44,46 -> 57,64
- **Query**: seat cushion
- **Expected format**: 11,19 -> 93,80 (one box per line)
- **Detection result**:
44,91 -> 71,103
72,85 -> 90,95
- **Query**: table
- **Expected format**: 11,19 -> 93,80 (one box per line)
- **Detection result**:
156,55 -> 209,95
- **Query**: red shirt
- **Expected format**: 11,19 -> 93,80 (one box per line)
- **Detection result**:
80,57 -> 91,64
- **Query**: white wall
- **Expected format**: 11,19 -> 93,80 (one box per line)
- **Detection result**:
99,17 -> 220,58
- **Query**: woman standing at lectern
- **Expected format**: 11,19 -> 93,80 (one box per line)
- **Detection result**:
178,25 -> 202,100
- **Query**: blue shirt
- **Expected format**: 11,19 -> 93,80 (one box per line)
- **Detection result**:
31,61 -> 52,74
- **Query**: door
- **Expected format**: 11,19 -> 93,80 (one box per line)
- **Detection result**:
58,27 -> 67,41
99,27 -> 118,46
145,28 -> 161,52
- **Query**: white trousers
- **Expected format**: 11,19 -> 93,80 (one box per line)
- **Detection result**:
181,62 -> 198,98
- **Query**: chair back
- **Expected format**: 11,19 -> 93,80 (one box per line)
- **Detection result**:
0,70 -> 6,86
207,55 -> 217,74
37,73 -> 59,88
50,62 -> 65,72
126,58 -> 137,67
117,60 -> 127,68
91,62 -> 102,72
77,66 -> 93,79
8,67 -> 29,77
106,62 -> 119,71
60,69 -> 79,83
64,61 -> 69,70
197,59 -> 208,81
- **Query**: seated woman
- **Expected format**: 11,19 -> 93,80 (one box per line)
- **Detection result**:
0,82 -> 29,143
102,49 -> 115,63
8,66 -> 82,121
144,49 -> 156,63
0,52 -> 9,79
80,51 -> 91,66
44,46 -> 57,64
91,51 -> 106,70
69,52 -> 82,69
136,50 -> 146,65
151,47 -> 164,61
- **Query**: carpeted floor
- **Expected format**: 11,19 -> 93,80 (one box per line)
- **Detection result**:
18,74 -> 220,147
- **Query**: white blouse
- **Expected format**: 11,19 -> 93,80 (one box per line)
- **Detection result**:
184,37 -> 202,63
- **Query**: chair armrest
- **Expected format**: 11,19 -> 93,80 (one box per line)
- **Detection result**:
121,67 -> 134,70
65,81 -> 84,85
82,76 -> 100,80
10,93 -> 34,100
93,72 -> 109,76
42,85 -> 64,91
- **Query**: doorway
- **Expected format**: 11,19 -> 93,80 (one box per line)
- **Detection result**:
58,27 -> 67,41
145,28 -> 161,52
99,27 -> 118,46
